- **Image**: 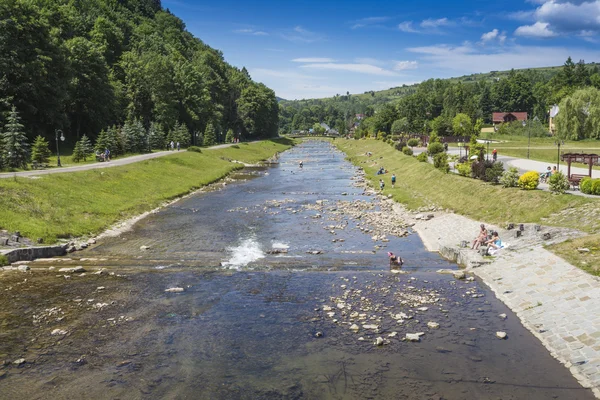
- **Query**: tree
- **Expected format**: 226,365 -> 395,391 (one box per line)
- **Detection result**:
72,135 -> 93,162
148,122 -> 165,150
169,122 -> 191,147
225,129 -> 234,143
121,119 -> 147,153
1,106 -> 29,169
31,135 -> 51,165
203,122 -> 217,146
312,123 -> 326,135
95,126 -> 119,156
391,118 -> 409,135
452,113 -> 472,137
473,118 -> 484,137
554,87 -> 600,140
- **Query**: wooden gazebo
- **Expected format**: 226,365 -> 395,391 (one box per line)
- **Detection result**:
561,153 -> 599,179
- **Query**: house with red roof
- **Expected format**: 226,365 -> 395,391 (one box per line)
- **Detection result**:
492,112 -> 528,126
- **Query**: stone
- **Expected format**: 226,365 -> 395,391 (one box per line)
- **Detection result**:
79,243 -> 88,249
67,246 -> 77,253
13,358 -> 25,366
87,238 -> 97,245
498,314 -> 507,320
140,245 -> 150,251
374,337 -> 384,346
417,307 -> 428,311
388,332 -> 398,338
58,266 -> 85,273
577,248 -> 591,253
350,324 -> 360,332
315,331 -> 323,338
415,214 -> 424,220
427,322 -> 440,329
542,233 -> 551,240
17,265 -> 30,272
406,333 -> 421,342
164,287 -> 184,293
51,329 -> 68,336
363,324 -> 379,330
453,271 -> 466,280
322,306 -> 333,311
496,331 -> 507,339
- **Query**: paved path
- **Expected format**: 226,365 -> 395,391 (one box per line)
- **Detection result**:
0,142 -> 242,179
410,211 -> 600,397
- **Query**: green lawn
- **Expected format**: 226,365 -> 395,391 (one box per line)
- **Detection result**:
335,138 -> 598,232
0,139 -> 293,243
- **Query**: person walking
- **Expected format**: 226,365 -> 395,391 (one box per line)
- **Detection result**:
379,179 -> 385,191
391,174 -> 396,188
492,148 -> 497,161
176,142 -> 180,151
170,141 -> 174,151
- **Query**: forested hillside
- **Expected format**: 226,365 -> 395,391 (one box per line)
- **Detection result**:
279,58 -> 600,139
0,0 -> 278,146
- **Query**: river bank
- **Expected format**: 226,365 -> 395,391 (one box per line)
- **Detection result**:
333,138 -> 600,397
0,139 -> 293,247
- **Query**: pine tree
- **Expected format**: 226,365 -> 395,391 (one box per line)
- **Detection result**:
72,135 -> 93,162
31,135 -> 51,165
225,128 -> 234,143
1,106 -> 29,169
148,122 -> 165,150
203,122 -> 217,146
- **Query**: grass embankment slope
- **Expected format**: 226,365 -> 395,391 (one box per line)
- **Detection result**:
0,139 -> 293,243
335,139 -> 600,275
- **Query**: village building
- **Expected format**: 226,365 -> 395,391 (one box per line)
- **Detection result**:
492,112 -> 528,126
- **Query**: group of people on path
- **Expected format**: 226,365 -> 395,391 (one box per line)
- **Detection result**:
95,148 -> 111,162
168,141 -> 181,151
540,166 -> 557,182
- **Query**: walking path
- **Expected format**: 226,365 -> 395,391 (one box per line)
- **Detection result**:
0,142 -> 241,179
409,210 -> 600,397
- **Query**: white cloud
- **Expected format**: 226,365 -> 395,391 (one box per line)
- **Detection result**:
281,26 -> 323,43
481,29 -> 499,42
407,43 -> 600,73
351,16 -> 390,29
420,18 -> 450,28
354,57 -> 386,66
291,57 -> 335,63
515,21 -> 557,37
480,29 -> 508,45
300,63 -> 398,76
399,21 -> 419,33
250,68 -> 321,81
233,28 -> 268,36
394,60 -> 418,70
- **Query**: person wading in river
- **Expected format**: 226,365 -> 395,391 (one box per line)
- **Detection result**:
388,252 -> 403,268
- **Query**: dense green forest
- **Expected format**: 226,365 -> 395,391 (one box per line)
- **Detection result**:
0,0 -> 278,154
279,58 -> 600,140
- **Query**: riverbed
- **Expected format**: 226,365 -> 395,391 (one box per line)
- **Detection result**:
0,141 -> 594,399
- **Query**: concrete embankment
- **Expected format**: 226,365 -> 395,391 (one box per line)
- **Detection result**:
1,245 -> 67,265
408,209 -> 600,398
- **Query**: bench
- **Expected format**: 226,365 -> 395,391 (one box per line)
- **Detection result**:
568,174 -> 589,190
32,161 -> 49,170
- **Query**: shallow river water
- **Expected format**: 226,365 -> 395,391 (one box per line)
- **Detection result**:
0,141 -> 595,399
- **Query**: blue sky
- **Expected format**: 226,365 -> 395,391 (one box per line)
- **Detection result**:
163,0 -> 600,100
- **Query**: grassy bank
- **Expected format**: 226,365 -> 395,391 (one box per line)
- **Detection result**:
334,139 -> 598,231
0,139 -> 293,243
551,234 -> 600,276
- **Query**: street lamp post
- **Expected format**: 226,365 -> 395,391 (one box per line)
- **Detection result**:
555,139 -> 564,171
55,129 -> 65,167
486,140 -> 490,162
522,120 -> 530,159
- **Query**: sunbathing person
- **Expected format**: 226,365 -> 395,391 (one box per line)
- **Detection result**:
472,224 -> 488,250
486,231 -> 503,251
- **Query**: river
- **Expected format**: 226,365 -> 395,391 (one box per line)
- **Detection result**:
0,141 -> 594,399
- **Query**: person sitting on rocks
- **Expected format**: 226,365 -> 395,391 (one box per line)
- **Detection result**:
486,231 -> 503,252
472,224 -> 488,250
388,252 -> 403,268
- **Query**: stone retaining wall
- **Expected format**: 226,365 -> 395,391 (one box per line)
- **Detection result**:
1,245 -> 67,263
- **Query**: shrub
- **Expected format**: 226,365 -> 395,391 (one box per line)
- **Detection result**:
72,135 -> 93,162
416,152 -> 428,162
518,171 -> 540,190
187,146 -> 202,153
548,171 -> 570,194
593,179 -> 600,195
456,162 -> 471,177
0,254 -> 8,266
470,160 -> 492,181
402,146 -> 413,156
500,167 -> 520,188
394,141 -> 407,151
433,152 -> 449,173
580,177 -> 593,194
407,138 -> 419,147
427,142 -> 444,156
485,162 -> 504,184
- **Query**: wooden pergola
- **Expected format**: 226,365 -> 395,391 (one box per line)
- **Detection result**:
561,153 -> 599,178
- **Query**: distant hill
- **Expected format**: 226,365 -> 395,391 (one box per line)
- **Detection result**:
276,97 -> 287,102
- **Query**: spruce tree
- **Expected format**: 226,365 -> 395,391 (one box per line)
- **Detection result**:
203,122 -> 217,146
1,106 -> 29,169
225,128 -> 234,143
72,135 -> 93,162
148,122 -> 165,150
31,135 -> 51,165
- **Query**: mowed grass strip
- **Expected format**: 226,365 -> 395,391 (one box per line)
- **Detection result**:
0,139 -> 293,243
550,234 -> 600,277
335,139 -> 595,229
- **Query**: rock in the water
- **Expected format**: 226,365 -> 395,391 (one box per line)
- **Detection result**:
363,324 -> 379,330
140,245 -> 150,250
350,324 -> 360,332
577,248 -> 590,253
374,337 -> 384,346
165,287 -> 184,293
436,269 -> 454,275
388,332 -> 398,338
427,322 -> 440,329
322,305 -> 333,311
58,266 -> 85,273
315,331 -> 323,338
406,333 -> 421,342
51,329 -> 68,336
17,265 -> 30,272
87,238 -> 97,245
453,271 -> 466,280
496,331 -> 507,339
498,313 -> 507,320
13,358 -> 25,366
